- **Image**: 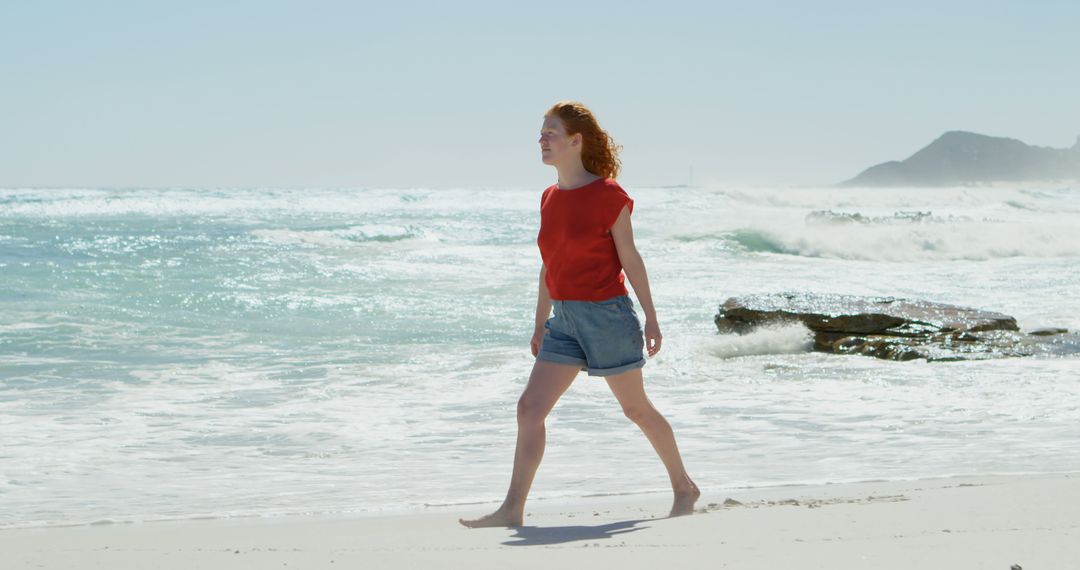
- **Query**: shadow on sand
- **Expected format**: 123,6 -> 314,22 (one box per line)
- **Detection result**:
501,517 -> 659,546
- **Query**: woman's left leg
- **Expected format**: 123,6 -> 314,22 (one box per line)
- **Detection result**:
605,367 -> 700,516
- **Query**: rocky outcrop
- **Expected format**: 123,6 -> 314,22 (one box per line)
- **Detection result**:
714,292 -> 1078,362
838,131 -> 1080,187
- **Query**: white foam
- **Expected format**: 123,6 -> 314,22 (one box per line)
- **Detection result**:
733,219 -> 1080,261
710,323 -> 815,358
654,184 -> 1080,261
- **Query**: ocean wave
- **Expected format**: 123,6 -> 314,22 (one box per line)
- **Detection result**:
708,185 -> 1080,214
0,187 -> 537,218
249,224 -> 431,247
725,218 -> 1080,261
710,323 -> 815,359
0,188 -> 407,218
804,209 -> 977,225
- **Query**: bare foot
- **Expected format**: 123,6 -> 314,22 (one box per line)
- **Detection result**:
458,507 -> 523,528
669,480 -> 701,517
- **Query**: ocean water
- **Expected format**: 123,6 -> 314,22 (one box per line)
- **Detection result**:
2,183 -> 1079,529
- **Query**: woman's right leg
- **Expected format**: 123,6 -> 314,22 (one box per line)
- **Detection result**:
458,359 -> 580,528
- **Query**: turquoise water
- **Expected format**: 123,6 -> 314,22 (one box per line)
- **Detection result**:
2,184 -> 1079,528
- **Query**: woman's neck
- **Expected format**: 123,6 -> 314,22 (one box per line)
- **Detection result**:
556,164 -> 601,190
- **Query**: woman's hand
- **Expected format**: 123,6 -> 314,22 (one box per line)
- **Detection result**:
531,325 -> 546,357
644,320 -> 663,357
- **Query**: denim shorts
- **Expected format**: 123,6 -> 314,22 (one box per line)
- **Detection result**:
536,294 -> 647,377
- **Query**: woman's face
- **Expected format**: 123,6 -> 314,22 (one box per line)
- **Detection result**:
538,115 -> 580,166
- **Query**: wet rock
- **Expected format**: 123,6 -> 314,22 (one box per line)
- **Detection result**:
1028,327 -> 1068,336
715,292 -> 1079,362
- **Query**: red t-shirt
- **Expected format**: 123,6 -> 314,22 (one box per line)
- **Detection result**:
537,177 -> 634,301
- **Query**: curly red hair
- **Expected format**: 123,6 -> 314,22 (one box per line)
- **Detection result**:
545,101 -> 623,180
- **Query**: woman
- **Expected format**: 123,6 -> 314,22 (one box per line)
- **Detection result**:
459,101 -> 700,528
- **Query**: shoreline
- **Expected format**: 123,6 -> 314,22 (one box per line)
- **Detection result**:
3,471 -> 1077,569
7,468 -> 1073,532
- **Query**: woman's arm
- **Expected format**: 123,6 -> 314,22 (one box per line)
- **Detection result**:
530,264 -> 554,357
536,263 -> 552,330
610,205 -> 663,355
611,205 -> 656,321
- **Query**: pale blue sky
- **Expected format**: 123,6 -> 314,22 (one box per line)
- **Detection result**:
1,1 -> 1077,189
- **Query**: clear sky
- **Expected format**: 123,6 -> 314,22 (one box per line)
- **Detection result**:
2,0 -> 1077,189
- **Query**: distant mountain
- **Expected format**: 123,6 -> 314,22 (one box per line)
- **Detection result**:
839,131 -> 1080,187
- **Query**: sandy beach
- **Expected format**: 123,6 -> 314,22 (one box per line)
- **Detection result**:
4,472 -> 1077,569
